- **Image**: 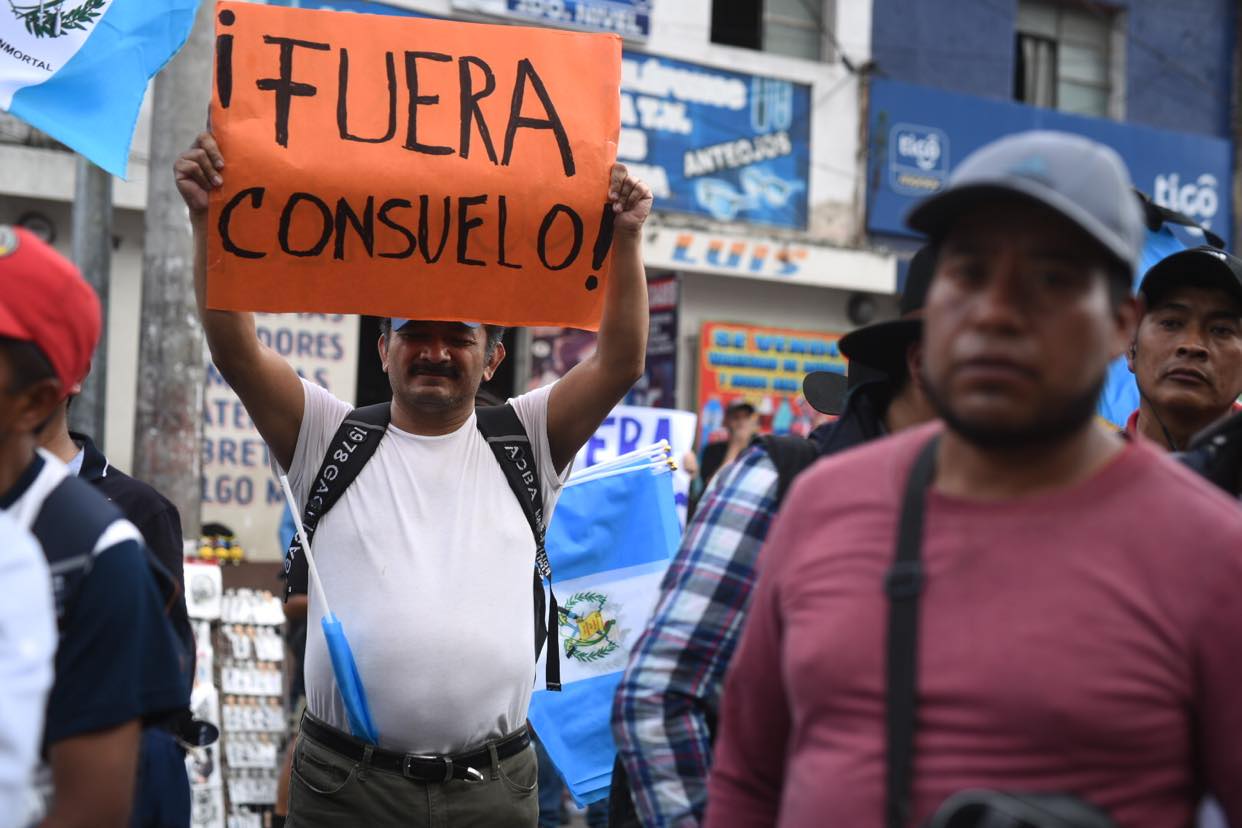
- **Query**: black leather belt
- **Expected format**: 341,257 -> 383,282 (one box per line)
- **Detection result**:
301,714 -> 530,784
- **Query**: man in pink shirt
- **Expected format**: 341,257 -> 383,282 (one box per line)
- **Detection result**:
706,131 -> 1242,828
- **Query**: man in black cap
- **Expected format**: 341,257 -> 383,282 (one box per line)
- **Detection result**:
610,247 -> 935,828
1125,245 -> 1242,451
818,245 -> 938,452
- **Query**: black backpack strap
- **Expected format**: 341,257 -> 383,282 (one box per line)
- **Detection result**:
885,436 -> 939,828
283,403 -> 391,601
757,434 -> 822,506
475,404 -> 561,693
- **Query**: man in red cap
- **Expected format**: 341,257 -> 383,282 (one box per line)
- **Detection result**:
0,226 -> 190,828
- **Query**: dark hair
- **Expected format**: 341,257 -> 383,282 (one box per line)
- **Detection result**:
378,318 -> 505,359
0,337 -> 56,393
1106,264 -> 1135,309
474,387 -> 506,407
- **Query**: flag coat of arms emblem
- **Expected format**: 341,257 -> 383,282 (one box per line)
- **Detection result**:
0,0 -> 200,177
529,452 -> 682,805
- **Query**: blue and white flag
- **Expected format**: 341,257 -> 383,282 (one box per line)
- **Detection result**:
1,0 -> 200,177
529,455 -> 682,806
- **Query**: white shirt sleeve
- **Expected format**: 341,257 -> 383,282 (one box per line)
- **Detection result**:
272,379 -> 353,510
508,382 -> 573,520
0,514 -> 55,828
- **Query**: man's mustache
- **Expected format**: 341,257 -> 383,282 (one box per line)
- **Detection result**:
409,361 -> 460,378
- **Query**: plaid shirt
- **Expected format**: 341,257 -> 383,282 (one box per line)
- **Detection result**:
613,443 -> 780,827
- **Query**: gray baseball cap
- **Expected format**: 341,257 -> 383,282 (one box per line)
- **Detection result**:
906,130 -> 1145,272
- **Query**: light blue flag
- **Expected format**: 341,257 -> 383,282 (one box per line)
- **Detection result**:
528,466 -> 682,807
321,612 -> 379,744
1,0 -> 200,177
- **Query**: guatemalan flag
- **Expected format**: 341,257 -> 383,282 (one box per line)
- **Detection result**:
529,454 -> 682,806
0,0 -> 200,177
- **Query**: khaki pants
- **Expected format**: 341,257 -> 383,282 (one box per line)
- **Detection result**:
288,719 -> 539,828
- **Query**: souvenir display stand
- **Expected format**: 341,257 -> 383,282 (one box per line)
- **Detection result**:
185,546 -> 289,828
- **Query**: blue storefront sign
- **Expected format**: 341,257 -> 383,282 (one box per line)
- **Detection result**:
867,79 -> 1233,245
620,53 -> 811,229
268,0 -> 431,15
454,0 -> 651,39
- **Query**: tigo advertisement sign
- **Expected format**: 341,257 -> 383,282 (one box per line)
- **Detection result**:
867,79 -> 1233,243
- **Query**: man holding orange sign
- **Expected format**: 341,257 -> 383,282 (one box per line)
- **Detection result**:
176,4 -> 651,826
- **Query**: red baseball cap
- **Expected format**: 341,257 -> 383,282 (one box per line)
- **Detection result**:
0,226 -> 101,393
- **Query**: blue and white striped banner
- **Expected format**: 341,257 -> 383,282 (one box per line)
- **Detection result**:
1,0 -> 200,177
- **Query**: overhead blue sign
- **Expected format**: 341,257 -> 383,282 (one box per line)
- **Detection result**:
269,0 -> 430,15
620,53 -> 811,229
867,79 -> 1233,245
449,0 -> 649,38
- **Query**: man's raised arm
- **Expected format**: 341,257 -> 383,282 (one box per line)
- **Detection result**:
546,164 -> 653,471
175,131 -> 305,471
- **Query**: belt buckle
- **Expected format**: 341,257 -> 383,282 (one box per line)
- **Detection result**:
403,754 -> 451,783
402,754 -> 483,784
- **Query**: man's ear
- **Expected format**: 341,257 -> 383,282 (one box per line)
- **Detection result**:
1112,294 -> 1139,363
483,341 -> 506,382
15,379 -> 63,434
905,341 -> 924,381
377,334 -> 389,373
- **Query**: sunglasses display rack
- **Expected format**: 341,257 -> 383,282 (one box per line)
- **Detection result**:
186,561 -> 288,828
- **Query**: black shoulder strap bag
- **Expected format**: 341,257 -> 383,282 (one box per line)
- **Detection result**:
885,437 -> 1115,828
284,401 -> 561,693
757,433 -> 823,506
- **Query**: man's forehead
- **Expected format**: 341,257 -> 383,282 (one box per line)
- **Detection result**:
1148,284 -> 1242,317
393,319 -> 480,334
940,201 -> 1092,255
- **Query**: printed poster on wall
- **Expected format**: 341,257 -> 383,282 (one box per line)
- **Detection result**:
623,273 -> 677,408
528,274 -> 678,405
696,321 -> 845,449
201,313 -> 359,562
619,52 -> 811,229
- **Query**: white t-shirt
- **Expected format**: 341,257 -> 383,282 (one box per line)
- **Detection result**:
281,380 -> 568,754
0,511 -> 54,828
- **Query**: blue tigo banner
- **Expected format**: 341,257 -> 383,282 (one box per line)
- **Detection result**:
620,52 -> 811,229
529,466 -> 681,805
0,0 -> 200,178
867,79 -> 1233,245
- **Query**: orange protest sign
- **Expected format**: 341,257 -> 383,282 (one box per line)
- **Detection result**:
206,2 -> 621,330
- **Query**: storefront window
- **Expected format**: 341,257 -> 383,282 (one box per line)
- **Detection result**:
1014,0 -> 1117,119
711,0 -> 827,62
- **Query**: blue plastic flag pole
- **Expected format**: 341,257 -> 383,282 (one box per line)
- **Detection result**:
280,476 -> 379,743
